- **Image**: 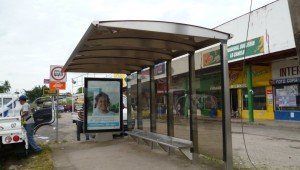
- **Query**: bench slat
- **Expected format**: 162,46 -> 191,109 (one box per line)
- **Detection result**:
126,130 -> 193,149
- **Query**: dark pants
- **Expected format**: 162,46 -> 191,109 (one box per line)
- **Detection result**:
76,121 -> 89,141
24,123 -> 42,152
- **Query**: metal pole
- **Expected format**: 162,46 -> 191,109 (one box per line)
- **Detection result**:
1,98 -> 3,118
246,65 -> 254,122
56,91 -> 59,142
287,0 -> 300,64
137,71 -> 143,130
220,42 -> 233,170
166,61 -> 174,137
126,74 -> 132,130
150,66 -> 156,132
72,82 -> 74,114
188,52 -> 199,159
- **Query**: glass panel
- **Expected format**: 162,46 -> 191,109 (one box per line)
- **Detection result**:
128,74 -> 138,129
196,70 -> 223,160
243,87 -> 266,110
141,70 -> 151,132
171,62 -> 190,140
155,77 -> 168,135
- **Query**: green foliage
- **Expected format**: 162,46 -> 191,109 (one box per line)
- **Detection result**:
77,87 -> 83,94
65,98 -> 73,105
25,85 -> 45,103
109,103 -> 120,113
0,80 -> 11,93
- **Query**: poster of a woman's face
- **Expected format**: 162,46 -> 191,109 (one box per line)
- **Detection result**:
96,92 -> 110,113
84,78 -> 123,132
93,92 -> 116,116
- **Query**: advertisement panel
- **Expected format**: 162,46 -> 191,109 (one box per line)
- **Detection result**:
43,87 -> 58,95
201,36 -> 264,67
84,78 -> 123,132
49,81 -> 66,90
275,85 -> 298,107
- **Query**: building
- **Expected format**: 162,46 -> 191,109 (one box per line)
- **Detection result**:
127,0 -> 299,121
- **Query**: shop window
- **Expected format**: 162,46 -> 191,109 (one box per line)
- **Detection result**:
275,84 -> 300,111
197,91 -> 222,110
243,87 -> 266,110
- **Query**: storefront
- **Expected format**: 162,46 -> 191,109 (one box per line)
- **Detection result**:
197,71 -> 222,117
196,65 -> 273,120
230,65 -> 274,120
271,59 -> 300,121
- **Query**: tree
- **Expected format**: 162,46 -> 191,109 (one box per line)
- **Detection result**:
77,87 -> 83,94
24,85 -> 45,103
0,80 -> 11,93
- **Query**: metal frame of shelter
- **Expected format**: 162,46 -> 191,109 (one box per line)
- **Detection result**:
63,20 -> 233,169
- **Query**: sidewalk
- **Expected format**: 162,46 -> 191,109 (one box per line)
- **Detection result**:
231,118 -> 300,129
51,138 -> 221,170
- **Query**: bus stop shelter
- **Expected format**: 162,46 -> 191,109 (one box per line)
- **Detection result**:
63,20 -> 233,169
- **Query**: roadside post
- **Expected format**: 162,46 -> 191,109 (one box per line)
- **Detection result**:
43,87 -> 58,140
49,65 -> 67,142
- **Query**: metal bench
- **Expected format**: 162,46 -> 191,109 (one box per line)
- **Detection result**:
126,129 -> 193,160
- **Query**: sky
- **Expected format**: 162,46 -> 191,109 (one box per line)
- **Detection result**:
0,0 -> 276,93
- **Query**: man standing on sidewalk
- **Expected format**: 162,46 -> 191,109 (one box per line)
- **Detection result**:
19,95 -> 42,153
76,106 -> 90,141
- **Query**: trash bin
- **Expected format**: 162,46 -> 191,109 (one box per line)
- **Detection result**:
210,108 -> 217,118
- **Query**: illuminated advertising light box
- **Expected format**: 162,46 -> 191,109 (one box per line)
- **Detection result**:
84,78 -> 123,132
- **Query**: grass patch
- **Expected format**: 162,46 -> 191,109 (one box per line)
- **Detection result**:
22,144 -> 54,170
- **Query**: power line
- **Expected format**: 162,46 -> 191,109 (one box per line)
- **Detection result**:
240,0 -> 258,169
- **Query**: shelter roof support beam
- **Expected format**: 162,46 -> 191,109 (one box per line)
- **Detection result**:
73,57 -> 155,67
220,42 -> 233,170
166,61 -> 174,137
188,52 -> 199,160
78,49 -> 173,60
150,66 -> 156,133
85,38 -> 196,52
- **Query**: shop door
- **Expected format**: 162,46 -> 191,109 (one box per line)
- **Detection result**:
230,89 -> 238,118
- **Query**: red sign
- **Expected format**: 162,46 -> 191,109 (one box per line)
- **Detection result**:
49,82 -> 66,90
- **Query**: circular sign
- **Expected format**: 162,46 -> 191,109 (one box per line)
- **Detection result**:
51,66 -> 66,81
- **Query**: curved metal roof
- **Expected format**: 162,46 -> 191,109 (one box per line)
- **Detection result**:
63,20 -> 232,74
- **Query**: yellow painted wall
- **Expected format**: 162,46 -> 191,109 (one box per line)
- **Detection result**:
230,65 -> 271,88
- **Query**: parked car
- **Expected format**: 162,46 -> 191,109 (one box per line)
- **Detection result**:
64,104 -> 73,112
31,97 -> 56,133
75,104 -> 83,111
56,105 -> 64,113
